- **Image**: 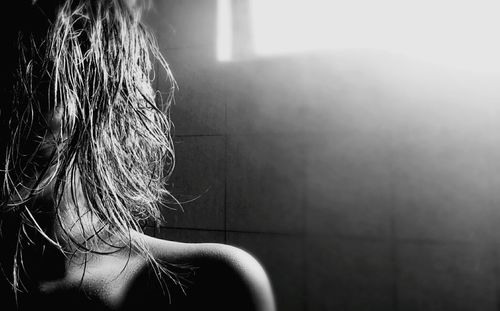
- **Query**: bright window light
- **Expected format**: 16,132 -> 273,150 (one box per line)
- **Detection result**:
251,0 -> 500,71
217,0 -> 232,61
250,0 -> 342,55
218,0 -> 500,72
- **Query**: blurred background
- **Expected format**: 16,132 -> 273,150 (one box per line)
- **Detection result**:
142,1 -> 500,310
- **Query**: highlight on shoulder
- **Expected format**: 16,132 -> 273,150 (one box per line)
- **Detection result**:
136,232 -> 277,311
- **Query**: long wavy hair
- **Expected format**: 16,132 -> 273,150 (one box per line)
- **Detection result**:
0,0 -> 177,296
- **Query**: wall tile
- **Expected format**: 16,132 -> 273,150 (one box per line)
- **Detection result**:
225,59 -> 313,134
163,136 -> 225,230
391,131 -> 499,242
145,0 -> 217,51
396,242 -> 496,311
224,55 -> 393,135
227,232 -> 305,311
305,130 -> 393,238
306,236 -> 394,311
155,49 -> 226,136
226,134 -> 305,233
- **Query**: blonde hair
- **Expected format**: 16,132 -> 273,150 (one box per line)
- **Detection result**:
1,0 -> 176,295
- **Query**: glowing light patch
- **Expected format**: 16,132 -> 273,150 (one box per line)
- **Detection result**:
217,0 -> 232,61
218,0 -> 500,72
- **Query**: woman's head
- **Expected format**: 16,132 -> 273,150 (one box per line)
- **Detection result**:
1,0 -> 176,291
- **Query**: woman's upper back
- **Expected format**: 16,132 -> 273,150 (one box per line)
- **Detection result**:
13,232 -> 275,311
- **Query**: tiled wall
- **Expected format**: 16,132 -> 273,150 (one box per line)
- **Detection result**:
143,1 -> 500,310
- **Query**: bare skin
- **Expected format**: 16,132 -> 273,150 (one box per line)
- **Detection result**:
13,231 -> 276,311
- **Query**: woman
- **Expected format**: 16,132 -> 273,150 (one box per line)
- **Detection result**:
0,1 -> 275,310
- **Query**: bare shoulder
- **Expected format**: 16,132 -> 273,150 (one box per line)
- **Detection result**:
196,242 -> 276,310
137,233 -> 276,311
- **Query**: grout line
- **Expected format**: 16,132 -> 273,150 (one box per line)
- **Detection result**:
302,136 -> 309,311
159,226 -> 306,237
390,212 -> 399,311
223,75 -> 228,244
150,225 -> 489,246
174,133 -> 225,138
493,246 -> 500,311
388,131 -> 400,311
